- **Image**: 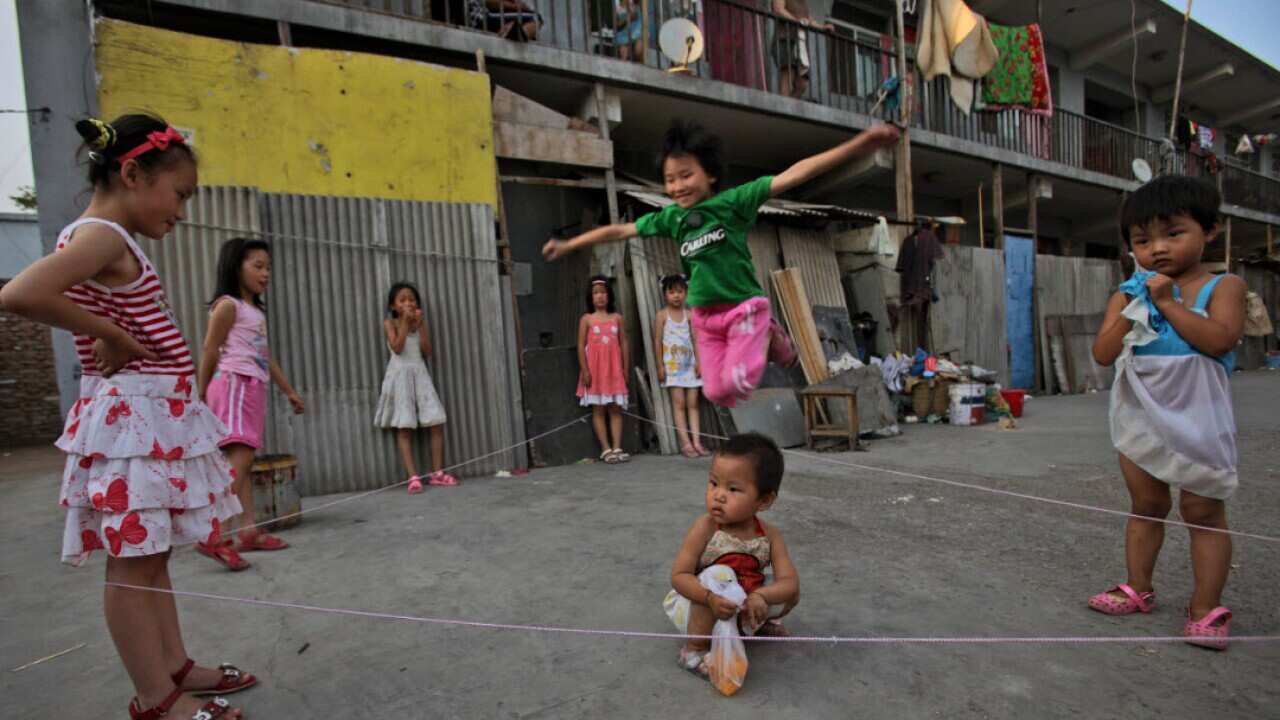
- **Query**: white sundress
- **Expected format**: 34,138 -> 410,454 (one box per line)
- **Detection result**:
1110,273 -> 1237,499
662,309 -> 702,388
373,330 -> 447,428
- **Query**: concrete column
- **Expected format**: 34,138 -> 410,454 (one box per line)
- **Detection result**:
16,1 -> 100,416
1056,66 -> 1086,115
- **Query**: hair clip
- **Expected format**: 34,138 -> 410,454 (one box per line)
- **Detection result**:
87,151 -> 107,165
87,118 -> 117,150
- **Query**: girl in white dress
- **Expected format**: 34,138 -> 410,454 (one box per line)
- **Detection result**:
1090,176 -> 1246,650
374,282 -> 454,493
654,273 -> 707,458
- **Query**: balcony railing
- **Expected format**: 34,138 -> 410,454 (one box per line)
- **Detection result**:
314,0 -> 1280,217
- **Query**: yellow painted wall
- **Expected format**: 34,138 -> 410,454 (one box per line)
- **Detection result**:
95,20 -> 495,206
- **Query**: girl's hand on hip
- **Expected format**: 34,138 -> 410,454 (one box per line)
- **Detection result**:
287,392 -> 305,414
708,592 -> 740,621
93,332 -> 158,377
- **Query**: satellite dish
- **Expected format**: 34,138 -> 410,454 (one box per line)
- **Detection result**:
1132,158 -> 1153,183
659,18 -> 703,74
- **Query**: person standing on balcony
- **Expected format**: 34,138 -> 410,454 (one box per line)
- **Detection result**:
614,0 -> 651,62
770,0 -> 830,98
543,120 -> 901,407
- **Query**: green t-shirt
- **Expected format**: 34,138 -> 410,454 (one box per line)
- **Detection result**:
633,176 -> 773,307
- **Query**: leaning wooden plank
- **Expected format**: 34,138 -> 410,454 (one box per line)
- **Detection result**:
493,121 -> 613,168
771,268 -> 829,384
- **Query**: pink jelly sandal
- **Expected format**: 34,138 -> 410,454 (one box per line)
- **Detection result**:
427,471 -> 458,486
1087,584 -> 1155,615
1184,606 -> 1232,651
407,476 -> 424,494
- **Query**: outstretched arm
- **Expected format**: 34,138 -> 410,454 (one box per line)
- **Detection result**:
770,124 -> 901,197
543,223 -> 639,261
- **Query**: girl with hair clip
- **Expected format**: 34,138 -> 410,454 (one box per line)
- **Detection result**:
196,237 -> 304,571
655,272 -> 708,458
546,120 -> 900,407
577,275 -> 631,464
0,114 -> 251,719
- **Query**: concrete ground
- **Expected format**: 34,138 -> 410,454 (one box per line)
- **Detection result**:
3,372 -> 1279,719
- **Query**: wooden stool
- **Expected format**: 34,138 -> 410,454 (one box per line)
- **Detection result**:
797,385 -> 859,450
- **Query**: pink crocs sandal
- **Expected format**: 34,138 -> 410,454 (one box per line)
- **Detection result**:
1184,606 -> 1232,651
427,471 -> 458,486
407,476 -> 424,494
1087,584 -> 1155,615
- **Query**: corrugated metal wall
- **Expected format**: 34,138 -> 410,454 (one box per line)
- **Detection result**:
136,186 -> 263,356
141,187 -> 522,495
778,227 -> 847,308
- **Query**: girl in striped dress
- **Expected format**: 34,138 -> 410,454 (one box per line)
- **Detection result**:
0,114 -> 250,719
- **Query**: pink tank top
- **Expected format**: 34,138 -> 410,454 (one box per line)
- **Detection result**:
214,296 -> 270,381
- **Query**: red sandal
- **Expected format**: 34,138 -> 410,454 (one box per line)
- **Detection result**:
128,687 -> 236,720
236,530 -> 290,552
196,541 -> 251,571
172,658 -> 259,696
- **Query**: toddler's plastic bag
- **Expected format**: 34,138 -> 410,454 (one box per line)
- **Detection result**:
698,565 -> 749,696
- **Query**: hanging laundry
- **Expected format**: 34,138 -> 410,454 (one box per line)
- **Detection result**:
1192,122 -> 1215,149
895,225 -> 944,306
1252,133 -> 1277,147
981,23 -> 1052,116
916,0 -> 998,115
1236,134 -> 1255,156
871,216 -> 896,255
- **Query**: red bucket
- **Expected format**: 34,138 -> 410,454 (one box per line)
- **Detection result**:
1000,389 -> 1026,418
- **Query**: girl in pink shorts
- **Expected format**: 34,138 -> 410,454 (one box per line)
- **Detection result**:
197,237 -> 304,570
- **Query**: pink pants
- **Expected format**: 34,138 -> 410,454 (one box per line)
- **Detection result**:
691,297 -> 772,408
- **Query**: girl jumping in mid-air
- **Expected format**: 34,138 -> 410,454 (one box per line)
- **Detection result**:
577,276 -> 631,464
655,273 -> 707,458
0,114 -> 250,719
196,237 -> 304,571
375,282 -> 455,493
1091,175 -> 1246,650
545,120 -> 900,407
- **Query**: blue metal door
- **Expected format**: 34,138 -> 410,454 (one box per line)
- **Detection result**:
1004,236 -> 1035,389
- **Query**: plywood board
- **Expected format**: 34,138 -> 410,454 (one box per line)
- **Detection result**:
493,121 -> 613,168
928,246 -> 1009,384
727,388 -> 807,449
492,85 -> 572,130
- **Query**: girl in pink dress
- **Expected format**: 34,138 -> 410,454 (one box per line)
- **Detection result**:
576,276 -> 631,463
0,115 -> 249,719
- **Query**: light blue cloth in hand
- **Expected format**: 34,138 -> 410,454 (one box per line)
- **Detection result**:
1118,270 -> 1168,333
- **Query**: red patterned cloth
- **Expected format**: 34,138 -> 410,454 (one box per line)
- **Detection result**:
981,23 -> 1053,116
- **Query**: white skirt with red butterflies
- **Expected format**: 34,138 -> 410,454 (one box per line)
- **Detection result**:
55,373 -> 242,565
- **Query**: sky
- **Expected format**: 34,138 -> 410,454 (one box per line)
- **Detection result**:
2,1 -> 1280,213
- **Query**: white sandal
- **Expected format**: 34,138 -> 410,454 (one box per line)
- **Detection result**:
600,449 -> 620,464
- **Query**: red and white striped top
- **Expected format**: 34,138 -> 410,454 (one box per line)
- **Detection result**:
57,218 -> 195,377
